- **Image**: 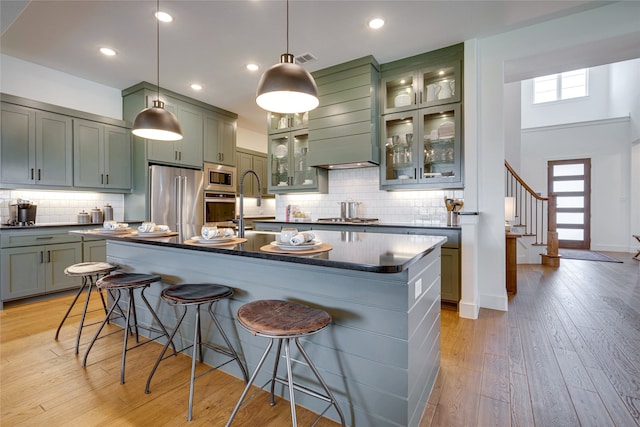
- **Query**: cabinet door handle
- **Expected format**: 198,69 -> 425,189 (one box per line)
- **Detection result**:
221,153 -> 224,162
36,236 -> 53,240
38,169 -> 41,180
31,168 -> 34,180
106,174 -> 109,185
419,168 -> 423,179
179,151 -> 182,161
40,251 -> 44,263
101,174 -> 104,184
47,250 -> 51,263
414,168 -> 417,179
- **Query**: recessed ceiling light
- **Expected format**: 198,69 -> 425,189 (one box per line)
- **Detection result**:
191,83 -> 203,91
368,18 -> 384,29
246,63 -> 259,71
439,70 -> 445,76
99,47 -> 117,56
155,11 -> 173,22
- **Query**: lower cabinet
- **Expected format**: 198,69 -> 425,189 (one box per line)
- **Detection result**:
440,247 -> 460,303
1,242 -> 82,300
83,238 -> 107,262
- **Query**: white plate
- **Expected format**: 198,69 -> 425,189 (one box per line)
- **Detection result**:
93,228 -> 131,234
191,235 -> 235,244
274,144 -> 288,158
134,230 -> 173,237
271,240 -> 321,251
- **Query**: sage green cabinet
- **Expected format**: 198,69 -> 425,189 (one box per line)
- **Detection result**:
267,111 -> 308,134
440,247 -> 460,303
83,238 -> 107,262
308,56 -> 380,168
204,113 -> 236,166
1,242 -> 82,301
267,129 -> 327,194
380,43 -> 464,190
1,103 -> 73,188
147,97 -> 203,168
73,119 -> 131,190
236,148 -> 268,197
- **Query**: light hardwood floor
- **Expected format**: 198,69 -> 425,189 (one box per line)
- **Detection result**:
1,252 -> 639,426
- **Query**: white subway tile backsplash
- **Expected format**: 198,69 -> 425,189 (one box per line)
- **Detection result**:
277,168 -> 463,225
0,190 -> 125,224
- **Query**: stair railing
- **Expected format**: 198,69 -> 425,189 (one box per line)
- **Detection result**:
504,161 -> 557,257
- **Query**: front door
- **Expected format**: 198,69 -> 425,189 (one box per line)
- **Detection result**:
548,158 -> 591,249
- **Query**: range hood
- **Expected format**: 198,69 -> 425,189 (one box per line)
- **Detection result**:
308,133 -> 379,169
307,56 -> 380,170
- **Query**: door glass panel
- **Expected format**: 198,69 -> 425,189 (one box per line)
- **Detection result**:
423,109 -> 455,179
292,133 -> 311,186
557,212 -> 584,224
556,196 -> 584,208
558,228 -> 584,240
269,135 -> 289,187
422,65 -> 456,103
553,180 -> 584,192
553,164 -> 584,176
384,116 -> 414,181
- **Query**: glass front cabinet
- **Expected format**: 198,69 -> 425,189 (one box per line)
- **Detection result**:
267,111 -> 308,134
381,60 -> 461,115
381,104 -> 462,189
268,129 -> 327,194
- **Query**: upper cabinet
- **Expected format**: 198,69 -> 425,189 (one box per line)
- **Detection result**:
1,103 -> 73,188
204,112 -> 236,166
122,82 -> 237,169
380,43 -> 464,190
236,148 -> 269,198
73,119 -> 131,190
267,128 -> 327,194
146,96 -> 203,168
267,112 -> 308,134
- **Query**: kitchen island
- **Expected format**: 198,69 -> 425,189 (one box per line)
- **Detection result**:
74,226 -> 445,427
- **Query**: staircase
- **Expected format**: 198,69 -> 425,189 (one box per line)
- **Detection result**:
505,160 -> 560,267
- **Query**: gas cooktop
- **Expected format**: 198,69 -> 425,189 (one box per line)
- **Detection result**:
316,218 -> 379,224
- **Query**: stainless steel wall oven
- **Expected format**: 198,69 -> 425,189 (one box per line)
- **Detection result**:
203,191 -> 236,225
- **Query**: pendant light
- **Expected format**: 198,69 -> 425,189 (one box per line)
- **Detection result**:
255,0 -> 319,114
132,0 -> 183,141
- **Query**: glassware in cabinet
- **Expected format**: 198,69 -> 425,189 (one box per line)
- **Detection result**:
419,104 -> 461,184
381,71 -> 417,114
419,60 -> 461,106
382,111 -> 418,183
267,112 -> 308,134
269,133 -> 290,188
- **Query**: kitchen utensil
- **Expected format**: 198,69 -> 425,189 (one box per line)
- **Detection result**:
103,204 -> 113,221
339,201 -> 347,219
91,207 -> 103,224
346,201 -> 361,219
77,210 -> 91,224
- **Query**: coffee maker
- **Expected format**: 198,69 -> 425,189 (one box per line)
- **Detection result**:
8,199 -> 37,226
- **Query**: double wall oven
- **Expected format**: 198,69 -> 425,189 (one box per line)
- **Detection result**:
203,163 -> 237,225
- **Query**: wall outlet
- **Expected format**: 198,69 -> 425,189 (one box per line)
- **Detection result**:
414,278 -> 422,300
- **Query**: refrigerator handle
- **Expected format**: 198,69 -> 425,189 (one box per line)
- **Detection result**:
175,176 -> 183,226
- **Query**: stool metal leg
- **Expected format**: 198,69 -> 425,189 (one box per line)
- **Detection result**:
73,275 -> 98,354
226,339 -> 275,427
120,288 -> 135,384
55,275 -> 90,342
145,306 -> 187,394
295,338 -> 346,427
269,339 -> 284,406
82,288 -> 123,367
284,338 -> 298,427
187,305 -> 201,421
207,302 -> 249,384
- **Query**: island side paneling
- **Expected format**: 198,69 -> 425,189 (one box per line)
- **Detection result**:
105,240 -> 441,427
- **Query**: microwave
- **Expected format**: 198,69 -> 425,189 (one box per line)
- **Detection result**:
204,163 -> 236,192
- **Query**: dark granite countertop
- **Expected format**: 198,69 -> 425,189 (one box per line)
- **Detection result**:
253,219 -> 461,230
70,225 -> 446,274
1,221 -> 144,230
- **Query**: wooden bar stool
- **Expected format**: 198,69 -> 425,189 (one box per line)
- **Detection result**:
226,300 -> 346,427
82,273 -> 176,384
55,262 -> 119,354
145,283 -> 249,421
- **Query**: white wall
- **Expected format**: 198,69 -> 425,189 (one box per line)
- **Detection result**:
237,127 -> 267,153
468,2 -> 640,313
0,54 -> 123,119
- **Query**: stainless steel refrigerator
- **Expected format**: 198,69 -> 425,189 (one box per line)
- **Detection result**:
149,164 -> 203,228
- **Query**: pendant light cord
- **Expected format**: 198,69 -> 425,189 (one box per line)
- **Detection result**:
286,0 -> 289,54
156,0 -> 160,99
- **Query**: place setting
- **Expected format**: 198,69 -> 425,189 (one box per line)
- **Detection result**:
184,225 -> 247,246
89,220 -> 133,235
130,222 -> 178,238
260,228 -> 332,255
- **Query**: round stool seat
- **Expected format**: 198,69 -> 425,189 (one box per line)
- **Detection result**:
237,300 -> 331,337
97,273 -> 161,290
64,262 -> 117,277
162,284 -> 233,305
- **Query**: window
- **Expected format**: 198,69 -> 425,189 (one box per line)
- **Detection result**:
534,69 -> 588,104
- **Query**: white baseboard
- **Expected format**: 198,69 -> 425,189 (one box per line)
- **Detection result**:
459,300 -> 479,319
479,293 -> 508,311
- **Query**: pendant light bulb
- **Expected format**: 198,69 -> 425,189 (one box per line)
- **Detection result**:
132,0 -> 183,141
255,1 -> 319,114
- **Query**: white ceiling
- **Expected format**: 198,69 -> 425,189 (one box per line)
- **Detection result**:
0,0 -> 612,133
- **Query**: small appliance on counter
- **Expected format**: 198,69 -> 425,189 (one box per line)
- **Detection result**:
7,199 -> 37,226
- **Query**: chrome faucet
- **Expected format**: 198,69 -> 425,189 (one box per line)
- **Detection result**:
237,169 -> 262,238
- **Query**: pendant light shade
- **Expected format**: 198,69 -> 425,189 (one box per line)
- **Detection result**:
132,0 -> 183,141
132,100 -> 183,141
255,1 -> 319,114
